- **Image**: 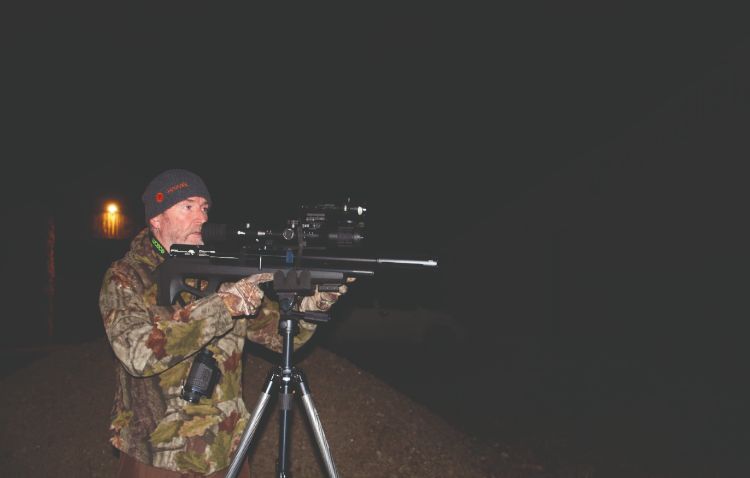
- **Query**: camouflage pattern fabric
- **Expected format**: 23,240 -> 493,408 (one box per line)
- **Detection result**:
99,228 -> 316,475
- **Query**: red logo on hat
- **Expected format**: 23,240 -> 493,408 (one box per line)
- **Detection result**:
166,182 -> 189,194
155,192 -> 164,203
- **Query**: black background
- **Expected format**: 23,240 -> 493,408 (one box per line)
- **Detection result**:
2,4 -> 749,475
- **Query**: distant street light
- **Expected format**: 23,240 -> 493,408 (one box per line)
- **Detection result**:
99,200 -> 123,239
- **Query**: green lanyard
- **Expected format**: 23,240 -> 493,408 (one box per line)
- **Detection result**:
150,234 -> 167,257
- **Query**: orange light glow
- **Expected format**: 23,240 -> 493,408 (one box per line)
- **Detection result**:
101,201 -> 121,238
94,200 -> 133,239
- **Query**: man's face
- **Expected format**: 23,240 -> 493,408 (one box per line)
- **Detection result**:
150,196 -> 210,252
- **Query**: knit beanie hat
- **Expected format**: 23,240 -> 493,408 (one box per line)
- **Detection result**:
142,169 -> 212,220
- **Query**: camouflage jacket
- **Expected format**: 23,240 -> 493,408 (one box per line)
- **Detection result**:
99,228 -> 315,475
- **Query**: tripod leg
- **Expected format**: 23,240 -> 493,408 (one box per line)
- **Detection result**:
294,370 -> 339,478
225,370 -> 279,478
277,376 -> 293,477
276,318 -> 296,477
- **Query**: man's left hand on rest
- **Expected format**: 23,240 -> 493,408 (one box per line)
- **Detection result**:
297,278 -> 355,312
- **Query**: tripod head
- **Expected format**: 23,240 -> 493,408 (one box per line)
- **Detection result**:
269,269 -> 333,324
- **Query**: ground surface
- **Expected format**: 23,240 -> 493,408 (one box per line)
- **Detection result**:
1,334 -> 745,478
0,338 -> 543,478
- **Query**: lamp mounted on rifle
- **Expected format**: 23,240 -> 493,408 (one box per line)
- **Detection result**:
201,198 -> 367,252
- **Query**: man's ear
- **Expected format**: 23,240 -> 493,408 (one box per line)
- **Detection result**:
149,216 -> 160,231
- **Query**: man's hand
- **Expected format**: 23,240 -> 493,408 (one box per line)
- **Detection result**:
297,278 -> 355,312
217,273 -> 275,316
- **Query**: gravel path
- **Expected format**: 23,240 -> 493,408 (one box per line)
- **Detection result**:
0,338 -> 537,478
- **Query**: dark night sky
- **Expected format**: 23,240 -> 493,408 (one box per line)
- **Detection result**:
4,7 -> 747,226
3,5 -> 748,324
3,6 -> 747,314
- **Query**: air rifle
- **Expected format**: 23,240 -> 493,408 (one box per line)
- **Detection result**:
155,199 -> 438,315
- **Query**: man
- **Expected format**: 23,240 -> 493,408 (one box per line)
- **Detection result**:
99,169 -> 345,477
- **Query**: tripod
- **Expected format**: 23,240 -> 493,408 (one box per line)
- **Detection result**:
226,277 -> 340,478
